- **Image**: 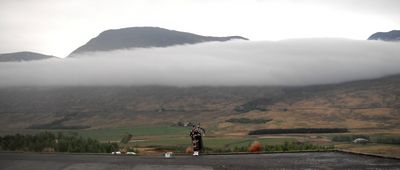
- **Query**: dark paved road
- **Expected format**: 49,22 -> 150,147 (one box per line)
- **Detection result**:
0,152 -> 399,170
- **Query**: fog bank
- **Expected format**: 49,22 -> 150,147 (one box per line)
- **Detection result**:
1,38 -> 400,86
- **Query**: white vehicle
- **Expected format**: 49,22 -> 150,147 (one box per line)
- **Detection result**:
164,152 -> 174,158
126,152 -> 136,155
112,151 -> 122,155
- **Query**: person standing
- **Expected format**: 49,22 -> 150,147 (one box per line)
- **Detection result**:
189,123 -> 205,156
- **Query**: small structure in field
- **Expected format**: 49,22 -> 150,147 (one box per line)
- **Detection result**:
353,138 -> 368,144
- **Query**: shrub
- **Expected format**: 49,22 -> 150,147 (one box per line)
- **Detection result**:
248,141 -> 262,152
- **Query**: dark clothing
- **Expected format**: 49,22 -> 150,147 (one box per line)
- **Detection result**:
190,126 -> 205,152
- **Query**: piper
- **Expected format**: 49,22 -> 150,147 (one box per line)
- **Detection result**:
189,123 -> 206,156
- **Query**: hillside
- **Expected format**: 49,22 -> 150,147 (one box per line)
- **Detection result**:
0,75 -> 399,134
0,51 -> 56,62
227,74 -> 400,133
368,30 -> 400,41
69,27 -> 248,56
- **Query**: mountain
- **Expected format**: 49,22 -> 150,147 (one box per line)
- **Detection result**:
69,27 -> 248,56
0,74 -> 399,133
0,51 -> 56,62
368,30 -> 400,41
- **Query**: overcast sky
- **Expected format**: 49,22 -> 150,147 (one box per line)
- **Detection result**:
0,0 -> 399,57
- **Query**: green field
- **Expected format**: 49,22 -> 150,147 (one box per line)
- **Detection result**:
131,136 -> 296,149
54,125 -> 297,151
0,125 -> 330,154
62,125 -> 296,149
76,125 -> 191,141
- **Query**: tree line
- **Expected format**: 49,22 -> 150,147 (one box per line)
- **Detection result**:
0,132 -> 118,153
233,141 -> 333,152
226,118 -> 272,124
249,128 -> 349,135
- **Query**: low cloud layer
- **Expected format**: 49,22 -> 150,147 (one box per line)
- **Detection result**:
1,38 -> 400,87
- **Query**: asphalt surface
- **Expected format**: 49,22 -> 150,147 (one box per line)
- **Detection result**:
0,152 -> 399,170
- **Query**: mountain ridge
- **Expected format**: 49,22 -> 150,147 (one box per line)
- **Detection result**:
68,27 -> 248,56
0,51 -> 56,62
368,30 -> 400,41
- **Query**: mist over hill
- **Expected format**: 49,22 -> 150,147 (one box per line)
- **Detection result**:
69,27 -> 248,56
1,37 -> 400,132
1,39 -> 400,87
